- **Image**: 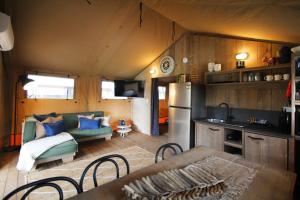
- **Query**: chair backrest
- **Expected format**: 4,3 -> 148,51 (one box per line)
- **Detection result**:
155,143 -> 184,163
79,154 -> 130,191
3,176 -> 82,200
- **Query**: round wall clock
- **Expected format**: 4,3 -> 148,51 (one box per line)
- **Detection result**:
160,56 -> 175,75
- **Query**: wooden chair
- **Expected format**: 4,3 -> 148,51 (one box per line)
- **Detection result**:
79,154 -> 130,191
155,143 -> 184,163
3,176 -> 82,200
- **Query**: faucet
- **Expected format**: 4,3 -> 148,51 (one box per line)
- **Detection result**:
218,102 -> 230,121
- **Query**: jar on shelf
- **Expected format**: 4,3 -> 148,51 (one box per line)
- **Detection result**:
243,73 -> 248,82
248,73 -> 254,82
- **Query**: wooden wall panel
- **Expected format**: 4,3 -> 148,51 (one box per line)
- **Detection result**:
271,84 -> 288,110
256,87 -> 272,110
271,43 -> 282,58
206,84 -> 284,110
188,34 -> 290,111
193,36 -> 216,82
257,42 -> 272,67
214,38 -> 236,71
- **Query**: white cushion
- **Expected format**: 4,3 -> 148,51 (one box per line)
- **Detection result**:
95,116 -> 111,127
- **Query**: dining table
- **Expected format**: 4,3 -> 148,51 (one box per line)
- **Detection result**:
68,146 -> 296,200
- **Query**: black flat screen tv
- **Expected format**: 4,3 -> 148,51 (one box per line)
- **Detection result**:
114,80 -> 145,98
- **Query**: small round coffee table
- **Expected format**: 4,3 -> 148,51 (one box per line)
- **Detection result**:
117,125 -> 132,138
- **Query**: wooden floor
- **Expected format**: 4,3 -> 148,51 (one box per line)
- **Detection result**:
0,132 -> 168,199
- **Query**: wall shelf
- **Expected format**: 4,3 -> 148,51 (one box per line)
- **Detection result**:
294,76 -> 300,81
206,80 -> 289,86
205,63 -> 291,85
294,100 -> 300,105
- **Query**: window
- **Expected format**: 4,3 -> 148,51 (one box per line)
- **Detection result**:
158,86 -> 166,100
101,80 -> 127,99
26,74 -> 75,99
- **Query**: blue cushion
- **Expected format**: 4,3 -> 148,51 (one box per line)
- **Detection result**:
34,112 -> 57,122
43,120 -> 65,136
79,118 -> 100,130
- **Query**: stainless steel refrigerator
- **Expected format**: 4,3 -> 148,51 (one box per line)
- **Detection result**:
168,82 -> 205,151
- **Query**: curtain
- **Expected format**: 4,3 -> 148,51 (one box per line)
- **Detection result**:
151,78 -> 159,136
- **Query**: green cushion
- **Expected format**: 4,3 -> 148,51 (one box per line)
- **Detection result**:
68,127 -> 112,139
23,119 -> 37,144
62,111 -> 104,130
37,140 -> 78,160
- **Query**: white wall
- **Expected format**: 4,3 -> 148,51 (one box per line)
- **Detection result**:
131,33 -> 190,135
132,51 -> 181,135
131,98 -> 151,135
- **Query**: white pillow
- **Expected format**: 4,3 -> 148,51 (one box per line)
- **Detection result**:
95,116 -> 111,127
78,114 -> 94,128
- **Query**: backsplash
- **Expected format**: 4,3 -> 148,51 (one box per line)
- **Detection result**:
206,106 -> 281,127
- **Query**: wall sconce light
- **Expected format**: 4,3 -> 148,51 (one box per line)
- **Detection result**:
182,57 -> 188,64
149,68 -> 156,74
235,52 -> 248,68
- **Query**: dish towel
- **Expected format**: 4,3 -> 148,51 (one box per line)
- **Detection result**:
17,132 -> 75,172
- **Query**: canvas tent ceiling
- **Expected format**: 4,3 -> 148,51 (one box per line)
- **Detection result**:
7,0 -> 300,79
143,0 -> 300,44
10,0 -> 185,78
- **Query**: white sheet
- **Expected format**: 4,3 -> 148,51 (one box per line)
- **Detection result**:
17,132 -> 74,172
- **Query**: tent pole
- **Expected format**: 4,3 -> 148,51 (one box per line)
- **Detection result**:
3,78 -> 20,151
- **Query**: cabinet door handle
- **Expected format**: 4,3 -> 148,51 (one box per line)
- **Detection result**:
248,136 -> 264,141
209,127 -> 220,132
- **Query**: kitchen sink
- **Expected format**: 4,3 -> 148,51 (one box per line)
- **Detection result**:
205,118 -> 225,123
204,118 -> 245,128
203,118 -> 277,130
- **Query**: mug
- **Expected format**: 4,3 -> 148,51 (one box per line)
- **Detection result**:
274,74 -> 282,81
248,73 -> 254,82
283,74 -> 290,80
264,75 -> 273,81
214,64 -> 222,72
208,62 -> 215,72
254,72 -> 261,81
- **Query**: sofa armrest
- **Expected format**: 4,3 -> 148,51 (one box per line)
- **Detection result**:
23,119 -> 37,144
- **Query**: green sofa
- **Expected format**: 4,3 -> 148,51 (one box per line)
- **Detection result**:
22,111 -> 113,168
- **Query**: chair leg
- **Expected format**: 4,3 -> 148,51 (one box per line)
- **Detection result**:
62,155 -> 74,163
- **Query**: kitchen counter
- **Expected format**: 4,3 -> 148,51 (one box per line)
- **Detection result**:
194,119 -> 292,139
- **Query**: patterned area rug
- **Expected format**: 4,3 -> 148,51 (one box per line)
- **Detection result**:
191,156 -> 257,200
24,146 -> 156,200
123,156 -> 257,200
